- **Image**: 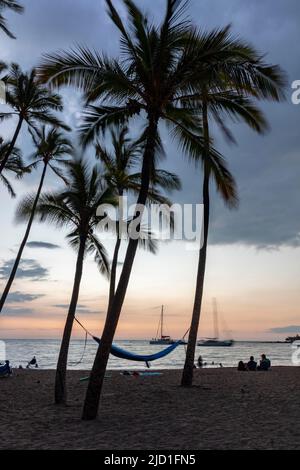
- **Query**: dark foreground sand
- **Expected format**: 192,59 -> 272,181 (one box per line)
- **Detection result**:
0,367 -> 300,450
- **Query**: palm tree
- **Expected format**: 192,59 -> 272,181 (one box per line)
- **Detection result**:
37,0 -> 285,419
0,0 -> 24,39
17,158 -> 116,404
0,126 -> 73,313
0,137 -> 27,197
95,125 -> 181,310
180,31 -> 286,386
0,63 -> 69,175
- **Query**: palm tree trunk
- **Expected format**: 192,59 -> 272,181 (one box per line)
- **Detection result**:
0,161 -> 47,312
181,100 -> 211,387
54,235 -> 86,404
82,115 -> 158,420
0,115 -> 23,175
108,189 -> 124,311
108,221 -> 121,312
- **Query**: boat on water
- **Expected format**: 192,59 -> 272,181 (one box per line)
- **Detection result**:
198,338 -> 234,347
198,299 -> 234,347
150,306 -> 186,345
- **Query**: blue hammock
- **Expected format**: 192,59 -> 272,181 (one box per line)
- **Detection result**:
93,336 -> 181,366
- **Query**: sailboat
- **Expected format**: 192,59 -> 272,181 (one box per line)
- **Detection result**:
198,299 -> 234,347
150,306 -> 186,345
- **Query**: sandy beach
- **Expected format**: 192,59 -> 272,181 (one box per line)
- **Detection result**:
0,367 -> 299,450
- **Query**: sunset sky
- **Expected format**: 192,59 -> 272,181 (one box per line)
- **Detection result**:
0,0 -> 299,341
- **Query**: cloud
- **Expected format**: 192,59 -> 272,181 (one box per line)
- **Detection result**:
0,259 -> 49,281
268,325 -> 300,334
2,307 -> 35,317
27,241 -> 61,250
6,291 -> 45,303
53,303 -> 86,309
0,0 -> 300,250
53,304 -> 101,315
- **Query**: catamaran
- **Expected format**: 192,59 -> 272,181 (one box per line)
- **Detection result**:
198,299 -> 234,347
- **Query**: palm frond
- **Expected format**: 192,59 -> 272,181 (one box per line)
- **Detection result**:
0,1 -> 24,39
87,232 -> 110,278
37,46 -> 105,92
208,152 -> 239,208
79,104 -> 140,148
208,91 -> 269,136
0,173 -> 15,197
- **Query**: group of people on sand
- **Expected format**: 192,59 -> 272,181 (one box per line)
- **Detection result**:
238,354 -> 271,371
197,356 -> 223,368
17,356 -> 39,369
196,354 -> 271,371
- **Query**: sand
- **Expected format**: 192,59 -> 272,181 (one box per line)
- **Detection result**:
0,367 -> 300,450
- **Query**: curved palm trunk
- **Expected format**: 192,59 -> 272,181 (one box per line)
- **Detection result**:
55,235 -> 86,404
0,161 -> 47,313
108,190 -> 124,311
108,222 -> 121,312
82,116 -> 158,420
0,116 -> 23,175
181,101 -> 211,387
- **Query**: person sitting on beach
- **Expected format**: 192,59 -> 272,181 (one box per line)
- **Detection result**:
257,354 -> 271,371
26,356 -> 38,369
237,360 -> 246,371
197,355 -> 203,368
247,356 -> 257,371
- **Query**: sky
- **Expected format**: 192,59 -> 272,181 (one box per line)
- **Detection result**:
0,0 -> 299,341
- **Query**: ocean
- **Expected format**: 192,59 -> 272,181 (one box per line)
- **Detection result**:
1,339 -> 297,370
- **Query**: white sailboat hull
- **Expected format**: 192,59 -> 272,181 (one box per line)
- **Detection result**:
150,339 -> 176,345
198,339 -> 234,347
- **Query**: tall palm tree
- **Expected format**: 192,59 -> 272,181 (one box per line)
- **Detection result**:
0,126 -> 73,313
0,63 -> 69,175
37,0 -> 285,419
17,158 -> 116,404
0,0 -> 24,39
180,31 -> 286,386
0,137 -> 27,197
95,125 -> 181,309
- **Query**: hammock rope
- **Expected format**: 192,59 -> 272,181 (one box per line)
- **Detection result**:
68,330 -> 88,366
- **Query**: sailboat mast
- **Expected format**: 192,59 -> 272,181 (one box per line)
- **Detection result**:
161,305 -> 164,339
213,298 -> 219,339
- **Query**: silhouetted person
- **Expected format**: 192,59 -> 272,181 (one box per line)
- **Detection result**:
237,360 -> 246,371
198,355 -> 203,368
257,354 -> 271,371
247,356 -> 257,371
26,356 -> 38,369
0,360 -> 12,376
